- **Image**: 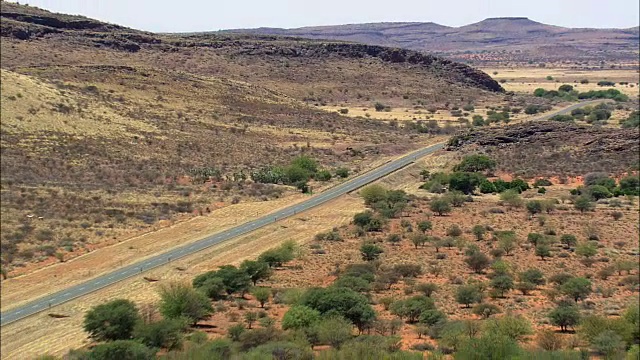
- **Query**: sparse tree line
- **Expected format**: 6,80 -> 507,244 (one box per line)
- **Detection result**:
250,155 -> 348,193
549,103 -> 638,128
417,155 -> 638,216
533,84 -> 629,102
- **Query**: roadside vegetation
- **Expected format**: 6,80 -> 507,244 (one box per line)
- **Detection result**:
40,154 -> 639,359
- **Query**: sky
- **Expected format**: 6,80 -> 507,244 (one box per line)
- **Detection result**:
10,0 -> 640,32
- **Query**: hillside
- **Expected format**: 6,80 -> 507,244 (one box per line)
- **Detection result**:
0,1 -> 504,274
221,17 -> 640,66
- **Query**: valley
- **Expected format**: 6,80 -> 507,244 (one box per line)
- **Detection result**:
0,1 -> 638,359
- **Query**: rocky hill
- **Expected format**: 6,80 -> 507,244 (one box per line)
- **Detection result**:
221,17 -> 640,65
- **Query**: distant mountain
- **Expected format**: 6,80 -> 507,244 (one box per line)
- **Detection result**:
221,17 -> 640,65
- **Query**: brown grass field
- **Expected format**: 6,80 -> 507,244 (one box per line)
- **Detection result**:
483,67 -> 640,97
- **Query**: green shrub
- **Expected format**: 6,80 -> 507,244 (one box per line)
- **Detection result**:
281,305 -> 321,330
549,303 -> 581,332
83,299 -> 140,342
86,340 -> 155,360
133,318 -> 187,350
453,155 -> 496,173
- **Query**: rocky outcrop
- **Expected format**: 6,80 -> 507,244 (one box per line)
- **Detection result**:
446,122 -> 640,177
231,42 -> 503,92
1,12 -> 118,31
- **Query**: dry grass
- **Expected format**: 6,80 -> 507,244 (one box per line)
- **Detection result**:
482,67 -> 640,97
0,69 -> 157,138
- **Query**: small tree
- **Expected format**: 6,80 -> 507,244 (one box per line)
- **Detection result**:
500,190 -> 524,208
446,224 -> 463,237
593,330 -> 626,359
548,303 -> 581,332
258,243 -> 296,268
133,318 -> 187,351
527,233 -> 544,246
456,284 -> 483,308
465,251 -> 491,274
281,305 -> 320,330
448,172 -> 482,194
86,340 -> 155,360
537,329 -> 564,351
576,242 -> 597,259
415,283 -> 438,297
453,155 -> 496,173
360,243 -> 383,261
410,234 -> 428,249
560,234 -> 577,248
158,282 -> 212,325
417,220 -> 433,234
252,287 -> 270,308
84,299 -> 140,342
227,324 -> 245,341
484,314 -> 532,341
415,325 -> 429,339
430,197 -> 452,216
515,281 -> 536,295
208,265 -> 252,296
360,184 -> 388,205
386,233 -> 401,246
491,275 -> 514,298
240,260 -> 272,286
535,244 -> 551,260
314,316 -> 353,349
472,225 -> 486,241
574,196 -> 595,213
519,269 -> 545,286
526,200 -> 544,215
390,295 -> 436,323
498,237 -> 516,256
244,312 -> 258,329
472,303 -> 501,319
560,277 -> 592,302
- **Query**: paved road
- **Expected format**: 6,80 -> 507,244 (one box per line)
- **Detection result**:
0,142 -> 445,326
0,99 -> 605,326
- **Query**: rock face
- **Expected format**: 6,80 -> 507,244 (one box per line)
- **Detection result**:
447,122 -> 640,177
231,42 -> 503,92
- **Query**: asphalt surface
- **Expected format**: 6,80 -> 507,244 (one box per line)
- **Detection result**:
0,99 -> 607,326
0,142 -> 445,326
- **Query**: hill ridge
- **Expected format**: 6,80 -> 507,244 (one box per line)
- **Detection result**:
219,17 -> 639,65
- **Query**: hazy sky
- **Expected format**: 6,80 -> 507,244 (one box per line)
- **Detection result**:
11,0 -> 640,32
